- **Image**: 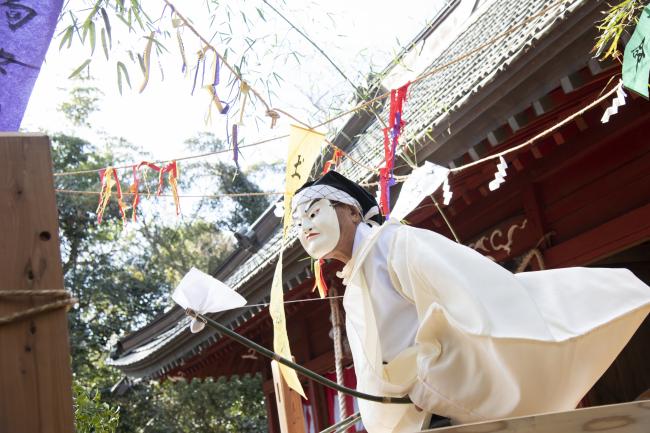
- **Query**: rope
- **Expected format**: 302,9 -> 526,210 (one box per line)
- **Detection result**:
329,287 -> 348,427
55,189 -> 283,199
319,412 -> 362,433
0,291 -> 77,326
449,83 -> 620,173
515,248 -> 546,273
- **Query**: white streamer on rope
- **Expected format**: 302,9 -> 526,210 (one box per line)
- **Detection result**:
442,175 -> 453,205
488,156 -> 508,191
601,81 -> 627,124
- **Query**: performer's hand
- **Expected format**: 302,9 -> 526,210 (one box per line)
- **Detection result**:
414,405 -> 423,412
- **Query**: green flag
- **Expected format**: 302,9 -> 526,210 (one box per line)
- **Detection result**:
623,5 -> 650,98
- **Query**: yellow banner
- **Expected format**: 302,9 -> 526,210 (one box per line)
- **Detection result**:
270,125 -> 324,398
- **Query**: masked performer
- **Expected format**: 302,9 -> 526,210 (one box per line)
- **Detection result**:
291,171 -> 650,433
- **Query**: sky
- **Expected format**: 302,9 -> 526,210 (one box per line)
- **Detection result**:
22,0 -> 446,170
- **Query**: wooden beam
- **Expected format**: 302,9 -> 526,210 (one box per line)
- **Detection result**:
545,202 -> 650,268
271,361 -> 306,433
0,134 -> 75,432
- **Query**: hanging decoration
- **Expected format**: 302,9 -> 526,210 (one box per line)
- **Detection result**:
125,161 -> 181,222
601,81 -> 628,123
0,0 -> 65,131
232,123 -> 240,170
622,4 -> 650,98
322,148 -> 343,174
488,156 -> 508,191
313,259 -> 328,298
442,175 -> 453,206
269,124 -> 325,399
139,31 -> 155,94
391,162 -> 450,221
172,268 -> 247,333
96,167 -> 127,224
379,82 -> 411,216
239,81 -> 251,124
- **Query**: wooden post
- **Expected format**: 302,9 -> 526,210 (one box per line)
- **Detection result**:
0,134 -> 75,432
271,360 -> 306,433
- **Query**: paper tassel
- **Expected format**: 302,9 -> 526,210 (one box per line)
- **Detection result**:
321,149 -> 343,175
133,161 -> 181,216
176,29 -> 187,74
442,175 -> 453,206
232,123 -> 240,170
601,82 -> 627,123
191,52 -> 203,95
313,259 -> 328,298
273,201 -> 284,218
96,167 -> 127,224
239,81 -> 250,124
130,165 -> 140,222
488,156 -> 508,191
139,31 -> 154,94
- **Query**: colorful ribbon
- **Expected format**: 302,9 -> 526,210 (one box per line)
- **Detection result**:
96,167 -> 127,224
321,149 -> 343,175
313,259 -> 328,298
379,81 -> 411,216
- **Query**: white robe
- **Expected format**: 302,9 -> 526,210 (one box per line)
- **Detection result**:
339,219 -> 650,433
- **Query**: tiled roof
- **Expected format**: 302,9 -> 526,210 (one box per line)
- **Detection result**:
109,0 -> 588,373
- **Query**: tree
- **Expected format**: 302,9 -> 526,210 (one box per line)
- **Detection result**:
53,85 -> 269,431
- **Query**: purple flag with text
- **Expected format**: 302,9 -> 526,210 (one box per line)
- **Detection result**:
0,0 -> 64,131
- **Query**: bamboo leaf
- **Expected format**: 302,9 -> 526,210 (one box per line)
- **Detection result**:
117,61 -> 131,95
139,31 -> 154,93
89,21 -> 96,55
59,26 -> 74,50
69,59 -> 92,79
117,62 -> 123,95
100,7 -> 112,48
101,28 -> 109,60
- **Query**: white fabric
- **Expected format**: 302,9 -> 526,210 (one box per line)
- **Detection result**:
391,162 -> 450,221
339,219 -> 650,433
292,185 -> 362,216
353,223 -> 419,362
172,268 -> 247,333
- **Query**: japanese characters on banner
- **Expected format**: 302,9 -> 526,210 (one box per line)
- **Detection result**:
0,0 -> 64,130
269,124 -> 324,399
622,4 -> 650,99
390,162 -> 450,221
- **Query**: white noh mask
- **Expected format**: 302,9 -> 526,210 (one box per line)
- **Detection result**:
295,199 -> 340,259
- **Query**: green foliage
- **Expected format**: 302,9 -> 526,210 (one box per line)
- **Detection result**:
59,84 -> 103,128
52,85 -> 269,432
594,0 -> 649,60
112,377 -> 267,433
74,381 -> 121,433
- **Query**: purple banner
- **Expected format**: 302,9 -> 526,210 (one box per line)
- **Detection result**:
1,0 -> 64,131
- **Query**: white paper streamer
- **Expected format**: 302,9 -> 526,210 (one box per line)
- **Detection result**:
488,156 -> 508,191
442,175 -> 453,205
391,162 -> 450,220
601,81 -> 627,124
273,201 -> 284,218
172,267 -> 247,333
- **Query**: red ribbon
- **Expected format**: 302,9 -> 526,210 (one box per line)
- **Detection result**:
379,81 -> 411,217
321,149 -> 343,175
